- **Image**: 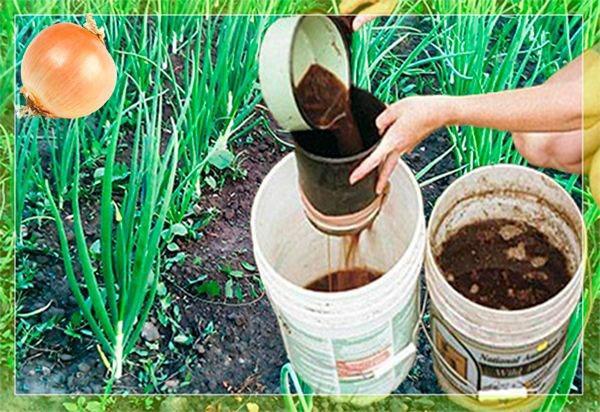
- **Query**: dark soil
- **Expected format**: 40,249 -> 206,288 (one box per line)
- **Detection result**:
16,129 -> 292,395
157,131 -> 291,394
437,219 -> 571,310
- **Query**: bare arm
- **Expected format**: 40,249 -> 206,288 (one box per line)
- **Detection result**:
445,59 -> 582,133
351,56 -> 584,189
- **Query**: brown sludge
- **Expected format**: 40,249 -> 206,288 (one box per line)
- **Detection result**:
437,219 -> 571,310
295,66 -> 381,292
306,231 -> 383,292
306,268 -> 383,292
294,64 -> 364,156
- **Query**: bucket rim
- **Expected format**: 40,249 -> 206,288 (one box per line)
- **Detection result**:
251,152 -> 425,300
425,164 -> 584,318
293,138 -> 379,164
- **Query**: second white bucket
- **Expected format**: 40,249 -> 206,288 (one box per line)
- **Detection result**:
425,165 -> 584,411
251,153 -> 426,402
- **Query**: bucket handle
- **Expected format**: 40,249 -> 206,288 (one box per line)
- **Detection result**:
418,293 -> 584,400
369,342 -> 417,380
281,363 -> 313,412
366,285 -> 426,379
258,105 -> 296,149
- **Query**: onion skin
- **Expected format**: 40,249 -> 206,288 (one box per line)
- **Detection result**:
20,22 -> 117,119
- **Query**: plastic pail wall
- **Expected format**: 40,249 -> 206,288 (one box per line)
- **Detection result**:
251,153 -> 425,403
425,165 -> 584,411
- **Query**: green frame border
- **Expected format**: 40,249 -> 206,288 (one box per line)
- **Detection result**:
1,1 -> 598,411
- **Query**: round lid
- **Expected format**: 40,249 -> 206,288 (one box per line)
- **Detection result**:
258,16 -> 352,132
290,16 -> 352,120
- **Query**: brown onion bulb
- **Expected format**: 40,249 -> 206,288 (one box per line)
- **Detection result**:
20,15 -> 117,119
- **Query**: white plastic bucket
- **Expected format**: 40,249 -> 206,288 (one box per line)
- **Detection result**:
251,153 -> 426,402
425,165 -> 584,411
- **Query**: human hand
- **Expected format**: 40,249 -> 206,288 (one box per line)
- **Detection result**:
339,0 -> 398,30
349,95 -> 450,193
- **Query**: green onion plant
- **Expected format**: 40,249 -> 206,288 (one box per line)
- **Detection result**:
164,16 -> 271,222
44,84 -> 179,379
429,15 -> 582,170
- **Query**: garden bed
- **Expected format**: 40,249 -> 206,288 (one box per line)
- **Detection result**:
15,14 -> 584,403
17,116 -> 457,395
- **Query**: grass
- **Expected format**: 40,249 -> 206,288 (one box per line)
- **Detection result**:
429,14 -> 583,169
1,2 -> 599,412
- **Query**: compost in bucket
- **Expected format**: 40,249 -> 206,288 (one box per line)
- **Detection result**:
294,64 -> 364,157
436,218 -> 570,310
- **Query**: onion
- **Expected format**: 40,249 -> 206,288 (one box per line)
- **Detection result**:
20,15 -> 117,119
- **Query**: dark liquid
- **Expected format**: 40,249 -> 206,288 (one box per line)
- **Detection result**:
437,219 -> 571,310
294,64 -> 364,156
343,232 -> 361,267
306,268 -> 383,292
307,231 -> 382,292
295,67 -> 383,292
292,87 -> 384,158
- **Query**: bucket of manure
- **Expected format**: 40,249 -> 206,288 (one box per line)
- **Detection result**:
425,165 -> 583,411
251,153 -> 425,403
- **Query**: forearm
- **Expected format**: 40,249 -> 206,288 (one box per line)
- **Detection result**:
440,80 -> 582,133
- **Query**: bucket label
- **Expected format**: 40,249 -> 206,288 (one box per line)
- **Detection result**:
432,312 -> 567,394
333,321 -> 392,380
276,296 -> 418,394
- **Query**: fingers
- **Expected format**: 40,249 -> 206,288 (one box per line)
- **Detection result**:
350,99 -> 407,185
375,107 -> 397,133
349,135 -> 396,185
376,150 -> 401,194
352,14 -> 377,31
